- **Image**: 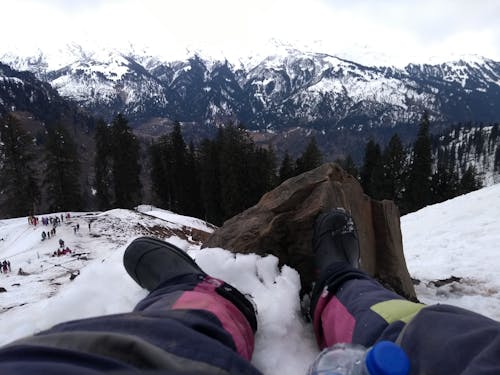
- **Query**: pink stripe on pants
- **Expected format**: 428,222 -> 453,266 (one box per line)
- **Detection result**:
172,276 -> 255,360
313,288 -> 356,348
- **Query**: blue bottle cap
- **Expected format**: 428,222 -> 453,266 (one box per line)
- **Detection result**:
365,341 -> 410,375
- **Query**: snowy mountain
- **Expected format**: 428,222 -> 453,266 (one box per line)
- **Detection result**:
1,186 -> 500,374
432,124 -> 500,185
2,44 -> 500,130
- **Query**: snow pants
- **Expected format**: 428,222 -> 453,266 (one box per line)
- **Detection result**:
312,263 -> 500,375
2,263 -> 500,374
0,273 -> 262,375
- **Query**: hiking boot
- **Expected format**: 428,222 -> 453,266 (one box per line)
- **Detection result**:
124,236 -> 206,291
312,208 -> 360,276
124,236 -> 258,332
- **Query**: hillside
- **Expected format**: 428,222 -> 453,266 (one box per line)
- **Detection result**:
1,185 -> 499,374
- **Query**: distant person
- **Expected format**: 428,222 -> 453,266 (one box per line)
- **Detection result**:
17,268 -> 29,276
59,239 -> 64,248
0,210 -> 499,374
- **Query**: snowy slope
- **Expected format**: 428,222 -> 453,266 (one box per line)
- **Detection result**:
401,183 -> 500,320
1,186 -> 500,374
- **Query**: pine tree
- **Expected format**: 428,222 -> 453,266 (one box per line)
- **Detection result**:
150,135 -> 172,208
44,124 -> 82,212
218,124 -> 256,219
94,119 -> 113,210
489,124 -> 498,151
150,122 -> 202,215
170,122 -> 189,213
279,151 -> 296,183
248,146 -> 277,203
430,157 -> 459,204
198,138 -> 223,224
381,134 -> 407,203
459,166 -> 482,195
295,137 -> 323,175
183,142 -> 203,218
197,124 -> 277,224
110,114 -> 142,208
360,140 -> 384,199
0,114 -> 40,217
404,112 -> 433,212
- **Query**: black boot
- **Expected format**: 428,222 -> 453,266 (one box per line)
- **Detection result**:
309,209 -> 367,319
124,236 -> 206,291
312,208 -> 360,276
123,236 -> 258,332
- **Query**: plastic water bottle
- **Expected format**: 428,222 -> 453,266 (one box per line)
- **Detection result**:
308,341 -> 410,375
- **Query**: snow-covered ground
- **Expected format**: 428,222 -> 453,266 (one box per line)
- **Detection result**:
401,183 -> 500,321
0,185 -> 499,374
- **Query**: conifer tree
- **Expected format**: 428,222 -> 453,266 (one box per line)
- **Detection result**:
248,146 -> 277,202
295,137 -> 323,175
198,138 -> 223,224
150,135 -> 172,208
110,114 -> 142,208
183,142 -> 203,217
170,121 -> 190,212
150,122 -> 202,215
381,134 -> 407,203
459,166 -> 482,195
44,124 -> 82,212
360,140 -> 384,199
218,124 -> 256,219
0,114 -> 40,217
430,159 -> 459,204
404,112 -> 433,212
197,123 -> 277,224
94,119 -> 113,210
279,151 -> 295,183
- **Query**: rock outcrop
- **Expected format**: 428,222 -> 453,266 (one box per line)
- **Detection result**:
203,163 -> 417,300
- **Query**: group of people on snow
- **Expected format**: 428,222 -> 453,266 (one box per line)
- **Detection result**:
0,260 -> 11,273
51,238 -> 72,257
52,247 -> 72,257
41,227 -> 57,241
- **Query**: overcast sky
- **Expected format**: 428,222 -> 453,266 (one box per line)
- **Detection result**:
2,0 -> 499,65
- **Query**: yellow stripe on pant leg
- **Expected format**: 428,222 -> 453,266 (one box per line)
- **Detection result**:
370,300 -> 425,324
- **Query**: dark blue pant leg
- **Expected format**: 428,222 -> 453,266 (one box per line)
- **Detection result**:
0,274 -> 261,375
313,263 -> 500,374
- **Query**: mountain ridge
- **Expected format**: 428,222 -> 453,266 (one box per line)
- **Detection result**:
2,44 -> 499,132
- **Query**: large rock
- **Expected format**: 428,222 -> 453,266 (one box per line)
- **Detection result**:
203,163 -> 417,301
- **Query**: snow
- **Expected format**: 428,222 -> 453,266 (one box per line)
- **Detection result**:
1,185 -> 500,374
401,183 -> 500,321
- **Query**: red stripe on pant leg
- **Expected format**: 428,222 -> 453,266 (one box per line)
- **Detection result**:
313,289 -> 355,349
172,277 -> 254,360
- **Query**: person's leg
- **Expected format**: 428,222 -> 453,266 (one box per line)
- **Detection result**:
311,262 -> 423,349
310,209 -> 500,374
0,237 -> 261,375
